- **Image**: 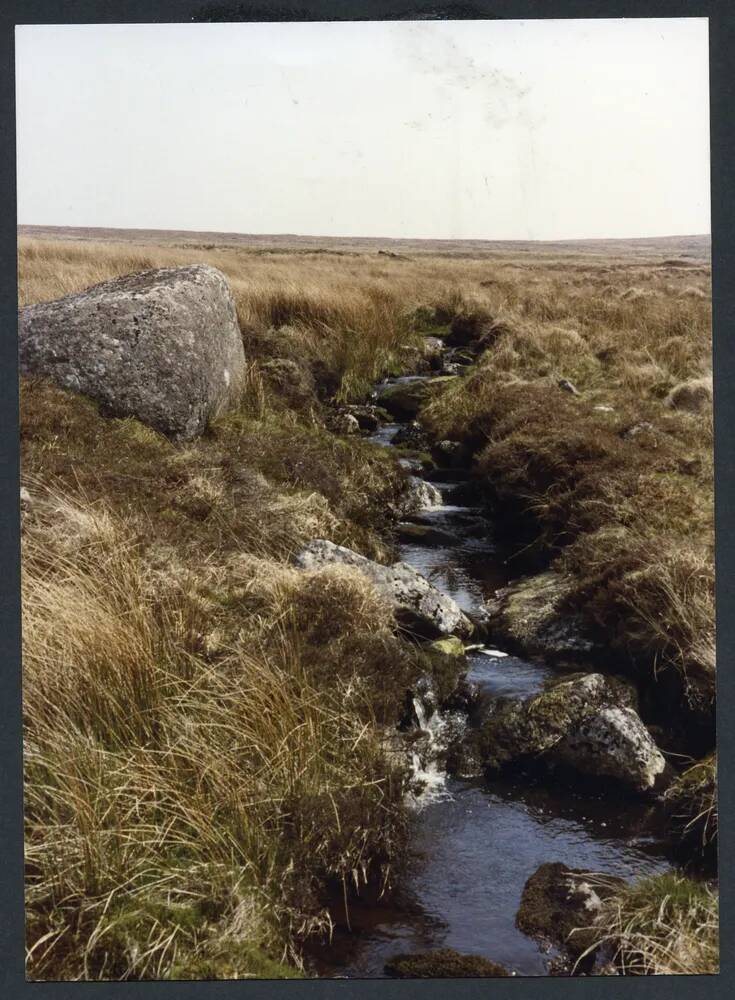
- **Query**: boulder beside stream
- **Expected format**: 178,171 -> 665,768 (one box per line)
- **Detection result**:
292,539 -> 473,639
19,264 -> 245,440
483,570 -> 596,662
377,380 -> 431,419
517,863 -> 624,964
479,673 -> 671,795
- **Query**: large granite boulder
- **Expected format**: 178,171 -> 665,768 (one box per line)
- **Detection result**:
19,264 -> 245,439
292,539 -> 473,639
479,673 -> 670,795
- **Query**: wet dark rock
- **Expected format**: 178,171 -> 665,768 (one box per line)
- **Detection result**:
292,539 -> 473,638
377,380 -> 431,420
385,948 -> 510,978
396,522 -> 460,546
448,347 -> 479,366
392,420 -> 430,450
19,264 -> 245,440
479,673 -> 671,795
483,571 -> 596,662
341,404 -> 383,431
432,439 -> 471,469
517,862 -> 624,962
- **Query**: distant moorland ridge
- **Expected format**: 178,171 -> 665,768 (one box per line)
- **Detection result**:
17,225 -> 711,260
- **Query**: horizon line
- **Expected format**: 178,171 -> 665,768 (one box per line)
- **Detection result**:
17,224 -> 712,246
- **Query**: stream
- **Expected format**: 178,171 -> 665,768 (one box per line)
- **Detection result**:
311,366 -> 677,978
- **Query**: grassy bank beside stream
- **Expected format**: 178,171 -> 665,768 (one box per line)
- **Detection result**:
19,235 -> 715,978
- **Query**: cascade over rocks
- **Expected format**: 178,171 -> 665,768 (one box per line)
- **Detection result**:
479,673 -> 671,794
19,264 -> 245,440
292,539 -> 473,639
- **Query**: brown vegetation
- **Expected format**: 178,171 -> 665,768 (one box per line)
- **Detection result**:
18,233 -> 714,979
420,266 -> 713,727
589,873 -> 718,975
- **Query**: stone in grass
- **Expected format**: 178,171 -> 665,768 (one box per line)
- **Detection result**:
19,264 -> 245,440
292,539 -> 473,639
385,948 -> 510,978
665,376 -> 712,415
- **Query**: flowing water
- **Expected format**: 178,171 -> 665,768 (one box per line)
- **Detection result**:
311,370 -> 676,978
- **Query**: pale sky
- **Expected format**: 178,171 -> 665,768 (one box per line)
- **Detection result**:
15,18 -> 711,241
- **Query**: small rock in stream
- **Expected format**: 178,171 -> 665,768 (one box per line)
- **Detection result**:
392,420 -> 430,450
396,522 -> 459,546
516,862 -> 624,963
385,948 -> 510,978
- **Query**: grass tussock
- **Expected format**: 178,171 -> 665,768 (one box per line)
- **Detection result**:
589,873 -> 718,975
23,490 -> 410,980
664,755 -> 718,855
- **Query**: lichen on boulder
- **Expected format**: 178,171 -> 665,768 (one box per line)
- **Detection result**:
483,570 -> 596,662
479,673 -> 671,794
19,264 -> 245,440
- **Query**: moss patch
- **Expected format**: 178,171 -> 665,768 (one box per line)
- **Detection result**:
385,948 -> 509,978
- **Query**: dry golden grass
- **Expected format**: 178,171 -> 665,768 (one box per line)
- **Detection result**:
22,487 -> 412,980
664,754 -> 718,855
587,873 -> 718,975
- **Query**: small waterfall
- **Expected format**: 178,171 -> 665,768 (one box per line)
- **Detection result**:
406,693 -> 454,808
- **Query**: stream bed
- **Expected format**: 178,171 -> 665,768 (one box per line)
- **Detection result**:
311,371 -> 677,978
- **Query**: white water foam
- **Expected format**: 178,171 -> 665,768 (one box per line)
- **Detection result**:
406,697 -> 454,809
